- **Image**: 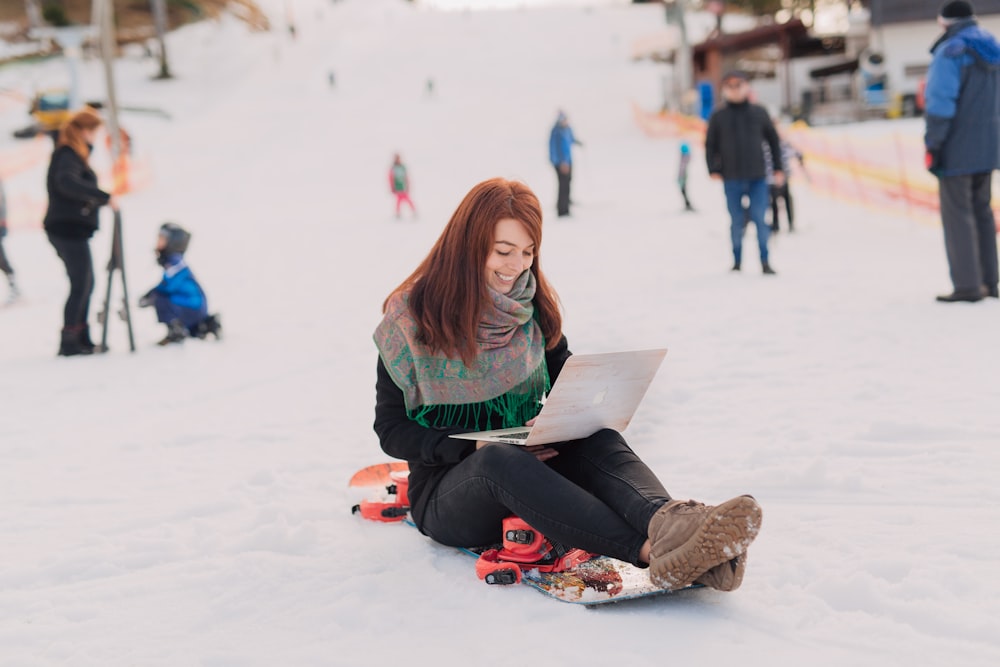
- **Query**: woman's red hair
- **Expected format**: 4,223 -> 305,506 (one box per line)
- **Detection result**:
384,178 -> 562,366
58,107 -> 103,163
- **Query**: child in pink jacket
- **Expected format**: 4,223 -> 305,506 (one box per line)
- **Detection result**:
389,154 -> 416,219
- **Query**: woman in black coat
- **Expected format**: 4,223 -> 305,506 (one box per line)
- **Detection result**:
43,107 -> 119,356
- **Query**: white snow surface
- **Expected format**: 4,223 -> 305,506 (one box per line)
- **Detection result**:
1,1 -> 999,665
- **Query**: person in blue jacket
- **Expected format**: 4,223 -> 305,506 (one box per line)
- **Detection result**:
139,222 -> 221,345
924,0 -> 1000,303
548,111 -> 582,217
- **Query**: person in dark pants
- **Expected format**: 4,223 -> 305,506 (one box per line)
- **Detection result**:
678,141 -> 695,212
0,177 -> 19,303
373,177 -> 762,592
548,111 -> 582,217
924,0 -> 1000,302
43,107 -> 119,356
705,71 -> 783,274
764,135 -> 804,233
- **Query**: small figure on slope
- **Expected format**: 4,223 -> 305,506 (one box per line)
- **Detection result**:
138,222 -> 221,345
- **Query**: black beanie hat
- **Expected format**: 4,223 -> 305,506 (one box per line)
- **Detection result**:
940,1 -> 974,19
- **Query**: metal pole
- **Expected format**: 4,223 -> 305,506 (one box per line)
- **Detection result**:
97,0 -> 121,158
96,0 -> 136,352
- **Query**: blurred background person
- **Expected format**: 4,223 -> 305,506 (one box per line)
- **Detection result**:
548,110 -> 582,217
0,175 -> 18,304
43,108 -> 119,356
389,153 -> 417,220
677,141 -> 695,212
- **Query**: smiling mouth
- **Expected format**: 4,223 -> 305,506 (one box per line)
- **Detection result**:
495,272 -> 516,282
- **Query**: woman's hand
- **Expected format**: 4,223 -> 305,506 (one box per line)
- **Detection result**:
476,418 -> 558,460
520,417 -> 558,460
524,444 -> 559,462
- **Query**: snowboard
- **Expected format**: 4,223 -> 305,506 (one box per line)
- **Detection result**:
349,461 -> 700,606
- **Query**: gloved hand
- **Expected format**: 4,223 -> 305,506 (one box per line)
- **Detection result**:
925,149 -> 941,173
138,292 -> 155,308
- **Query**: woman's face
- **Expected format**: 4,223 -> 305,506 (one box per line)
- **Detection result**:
81,126 -> 98,144
484,217 -> 535,294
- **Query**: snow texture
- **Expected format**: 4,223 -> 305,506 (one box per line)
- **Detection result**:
1,1 -> 998,665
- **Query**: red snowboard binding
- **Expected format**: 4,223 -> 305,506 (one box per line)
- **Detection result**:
351,470 -> 410,522
475,517 -> 593,585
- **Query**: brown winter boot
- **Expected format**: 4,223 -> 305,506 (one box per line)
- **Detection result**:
647,496 -> 762,591
695,554 -> 746,592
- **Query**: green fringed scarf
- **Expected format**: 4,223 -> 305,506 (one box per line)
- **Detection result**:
374,271 -> 549,429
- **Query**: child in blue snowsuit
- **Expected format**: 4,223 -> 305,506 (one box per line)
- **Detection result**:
139,222 -> 220,345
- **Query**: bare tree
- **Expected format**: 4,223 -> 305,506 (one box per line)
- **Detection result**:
25,0 -> 43,29
150,0 -> 172,79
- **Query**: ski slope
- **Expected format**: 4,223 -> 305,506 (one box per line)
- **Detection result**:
1,1 -> 998,664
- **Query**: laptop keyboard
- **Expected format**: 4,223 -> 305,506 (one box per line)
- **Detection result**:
502,431 -> 531,440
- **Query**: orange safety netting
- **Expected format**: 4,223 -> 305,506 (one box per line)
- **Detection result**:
633,105 -> 1000,229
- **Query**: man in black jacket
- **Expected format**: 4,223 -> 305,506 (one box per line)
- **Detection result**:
705,71 -> 783,274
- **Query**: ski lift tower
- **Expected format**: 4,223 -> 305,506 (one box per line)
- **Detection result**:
28,24 -> 97,111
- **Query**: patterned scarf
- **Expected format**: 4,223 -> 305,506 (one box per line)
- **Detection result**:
374,271 -> 549,429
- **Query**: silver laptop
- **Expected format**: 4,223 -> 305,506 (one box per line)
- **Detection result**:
449,348 -> 667,446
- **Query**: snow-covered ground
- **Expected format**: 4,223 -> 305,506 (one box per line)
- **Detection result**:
1,1 -> 998,664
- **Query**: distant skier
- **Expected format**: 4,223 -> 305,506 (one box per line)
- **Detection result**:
0,176 -> 19,304
138,222 -> 221,345
762,133 -> 804,233
677,141 -> 695,212
389,154 -> 417,219
549,110 -> 582,217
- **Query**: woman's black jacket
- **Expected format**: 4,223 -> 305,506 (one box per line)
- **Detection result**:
373,335 -> 571,530
43,145 -> 111,240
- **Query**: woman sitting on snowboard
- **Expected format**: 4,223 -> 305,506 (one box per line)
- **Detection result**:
372,178 -> 761,591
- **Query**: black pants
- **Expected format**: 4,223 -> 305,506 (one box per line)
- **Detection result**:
0,236 -> 13,277
419,429 -> 671,567
680,184 -> 693,210
939,172 -> 999,292
48,233 -> 94,329
555,165 -> 572,216
769,183 -> 793,230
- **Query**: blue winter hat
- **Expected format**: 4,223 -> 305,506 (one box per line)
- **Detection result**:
680,142 -> 690,154
556,110 -> 567,122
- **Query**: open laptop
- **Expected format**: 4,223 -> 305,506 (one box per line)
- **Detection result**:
449,348 -> 667,446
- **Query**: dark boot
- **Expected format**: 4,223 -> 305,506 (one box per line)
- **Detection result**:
157,319 -> 188,346
80,325 -> 97,353
195,313 -> 222,340
936,287 -> 985,303
986,284 -> 998,299
730,262 -> 741,272
58,325 -> 94,357
762,262 -> 777,275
